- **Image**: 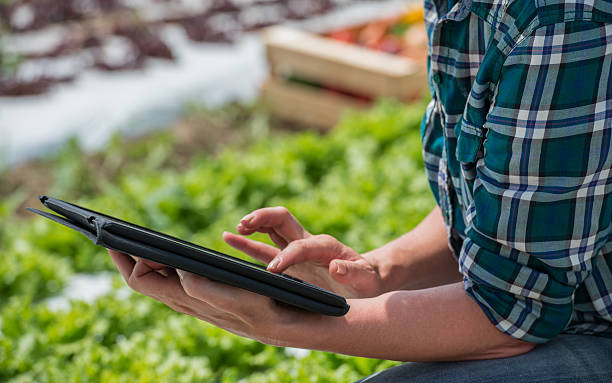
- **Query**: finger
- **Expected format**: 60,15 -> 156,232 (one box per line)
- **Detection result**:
236,222 -> 257,235
127,261 -> 182,298
237,224 -> 289,248
136,258 -> 168,271
255,227 -> 289,249
267,235 -> 349,273
165,288 -> 221,320
165,300 -> 199,317
141,271 -> 223,318
329,259 -> 378,291
177,269 -> 268,313
223,231 -> 279,264
132,258 -> 156,278
108,249 -> 135,281
240,207 -> 309,243
157,268 -> 170,277
266,229 -> 289,249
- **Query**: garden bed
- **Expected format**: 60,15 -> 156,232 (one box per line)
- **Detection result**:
0,99 -> 433,382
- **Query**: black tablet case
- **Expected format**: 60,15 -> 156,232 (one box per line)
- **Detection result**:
28,196 -> 349,316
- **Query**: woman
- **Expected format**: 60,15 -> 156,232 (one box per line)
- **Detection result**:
109,0 -> 612,380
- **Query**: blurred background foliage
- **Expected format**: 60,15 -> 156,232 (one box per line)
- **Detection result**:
0,98 -> 433,382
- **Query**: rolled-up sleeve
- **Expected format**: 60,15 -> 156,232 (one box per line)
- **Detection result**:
459,21 -> 612,343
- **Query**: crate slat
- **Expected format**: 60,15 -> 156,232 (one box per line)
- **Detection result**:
261,77 -> 371,129
263,26 -> 427,100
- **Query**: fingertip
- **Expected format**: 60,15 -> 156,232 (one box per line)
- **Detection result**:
240,213 -> 255,226
224,231 -> 239,244
236,224 -> 255,235
107,249 -> 135,281
224,231 -> 244,245
178,271 -> 202,297
108,249 -> 130,262
157,268 -> 169,277
178,269 -> 203,284
266,256 -> 283,272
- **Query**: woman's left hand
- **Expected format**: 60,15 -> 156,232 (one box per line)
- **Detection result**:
107,249 -> 324,348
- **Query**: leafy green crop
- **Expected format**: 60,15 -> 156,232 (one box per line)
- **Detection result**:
1,99 -> 432,382
0,290 -> 398,383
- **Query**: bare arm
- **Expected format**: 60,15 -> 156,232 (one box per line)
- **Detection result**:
298,282 -> 535,361
109,254 -> 536,362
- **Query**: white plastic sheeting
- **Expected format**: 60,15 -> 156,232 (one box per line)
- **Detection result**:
0,0 -> 411,165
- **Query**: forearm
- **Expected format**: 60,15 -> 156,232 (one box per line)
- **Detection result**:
363,207 -> 462,292
294,282 -> 535,362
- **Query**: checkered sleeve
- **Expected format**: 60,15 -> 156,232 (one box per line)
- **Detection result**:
460,21 -> 612,343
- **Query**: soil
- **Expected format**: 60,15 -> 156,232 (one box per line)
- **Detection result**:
0,0 -> 338,96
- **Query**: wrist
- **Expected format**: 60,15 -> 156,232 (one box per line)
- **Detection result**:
278,307 -> 348,350
287,298 -> 363,352
288,296 -> 391,357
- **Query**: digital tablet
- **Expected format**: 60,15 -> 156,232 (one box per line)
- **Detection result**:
28,196 -> 350,316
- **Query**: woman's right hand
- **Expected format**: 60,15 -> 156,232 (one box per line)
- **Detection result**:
223,207 -> 383,299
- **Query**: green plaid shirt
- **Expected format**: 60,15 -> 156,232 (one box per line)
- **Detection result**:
422,0 -> 612,343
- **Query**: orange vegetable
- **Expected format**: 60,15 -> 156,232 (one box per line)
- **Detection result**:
328,29 -> 357,44
401,4 -> 424,24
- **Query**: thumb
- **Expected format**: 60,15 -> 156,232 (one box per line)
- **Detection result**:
266,235 -> 349,273
329,259 -> 361,278
329,259 -> 379,293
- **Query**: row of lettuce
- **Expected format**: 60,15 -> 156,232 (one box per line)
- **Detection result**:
0,100 -> 433,382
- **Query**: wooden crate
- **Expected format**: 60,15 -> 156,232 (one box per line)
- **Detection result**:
261,77 -> 371,129
261,24 -> 428,127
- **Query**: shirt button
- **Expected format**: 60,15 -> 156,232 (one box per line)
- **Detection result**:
432,73 -> 442,84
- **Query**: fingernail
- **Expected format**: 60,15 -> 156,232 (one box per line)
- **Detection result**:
176,269 -> 185,281
267,257 -> 281,271
241,213 -> 254,225
158,269 -> 169,277
334,261 -> 346,275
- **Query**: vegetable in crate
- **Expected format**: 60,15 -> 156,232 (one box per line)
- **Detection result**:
324,4 -> 426,59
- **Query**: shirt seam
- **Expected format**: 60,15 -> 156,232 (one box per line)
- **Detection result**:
484,16 -> 609,130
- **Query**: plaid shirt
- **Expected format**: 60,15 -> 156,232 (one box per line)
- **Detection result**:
422,0 -> 612,343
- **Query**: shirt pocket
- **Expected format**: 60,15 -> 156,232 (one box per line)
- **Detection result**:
455,118 -> 485,164
454,118 -> 486,207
